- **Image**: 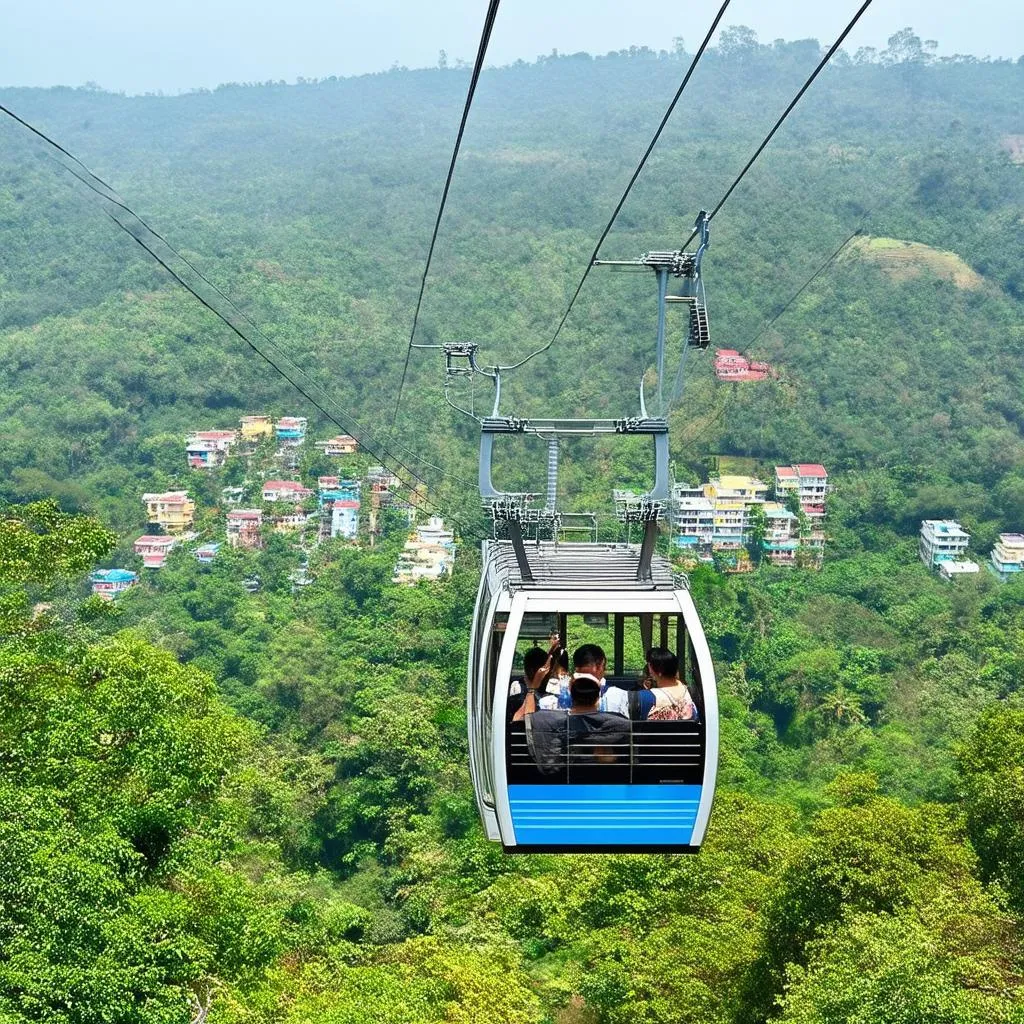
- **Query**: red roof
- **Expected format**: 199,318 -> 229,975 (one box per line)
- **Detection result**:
228,510 -> 262,521
775,466 -> 797,478
796,464 -> 828,477
134,535 -> 175,546
264,480 -> 306,490
334,500 -> 360,509
192,430 -> 236,440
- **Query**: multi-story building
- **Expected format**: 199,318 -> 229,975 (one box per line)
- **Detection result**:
330,499 -> 360,540
262,480 -> 314,503
704,475 -> 767,554
919,519 -> 971,569
989,533 -> 1024,582
142,491 -> 195,534
761,505 -> 800,566
761,503 -> 825,568
393,517 -> 455,584
226,509 -> 263,550
775,464 -> 829,521
710,499 -> 748,552
275,417 -> 308,446
134,535 -> 177,569
239,415 -> 273,442
316,434 -> 359,456
89,568 -> 138,599
186,430 -> 237,469
194,542 -> 221,564
670,472 -> 826,570
318,477 -> 361,505
670,483 -> 715,562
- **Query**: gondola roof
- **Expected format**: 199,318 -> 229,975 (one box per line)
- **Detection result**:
483,539 -> 680,593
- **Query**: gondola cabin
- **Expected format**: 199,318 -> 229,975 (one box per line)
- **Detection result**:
468,538 -> 718,853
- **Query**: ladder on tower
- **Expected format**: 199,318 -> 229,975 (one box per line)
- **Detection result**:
689,300 -> 710,348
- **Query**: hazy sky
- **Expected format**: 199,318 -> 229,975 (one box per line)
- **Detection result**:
3,1 -> 1022,95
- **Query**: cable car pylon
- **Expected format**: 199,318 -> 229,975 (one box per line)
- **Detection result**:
593,210 -> 711,411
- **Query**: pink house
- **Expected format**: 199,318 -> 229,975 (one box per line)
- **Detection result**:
186,430 -> 237,469
226,509 -> 264,550
134,535 -> 177,569
775,464 -> 829,520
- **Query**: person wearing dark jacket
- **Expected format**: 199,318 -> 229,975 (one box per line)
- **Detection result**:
523,673 -> 631,779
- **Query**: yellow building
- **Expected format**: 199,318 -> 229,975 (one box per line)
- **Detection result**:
239,415 -> 273,441
142,491 -> 196,534
705,474 -> 769,503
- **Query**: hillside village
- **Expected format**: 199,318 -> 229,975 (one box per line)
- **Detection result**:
90,422 -> 1024,601
667,462 -> 828,572
89,415 -> 455,600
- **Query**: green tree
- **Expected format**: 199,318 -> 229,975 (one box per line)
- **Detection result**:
747,503 -> 767,566
777,910 -> 1023,1024
959,705 -> 1024,913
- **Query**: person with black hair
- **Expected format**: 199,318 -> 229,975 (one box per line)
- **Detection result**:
633,647 -> 699,721
508,634 -> 563,719
572,643 -> 630,718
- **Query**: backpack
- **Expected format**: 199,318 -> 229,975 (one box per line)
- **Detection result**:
646,687 -> 697,722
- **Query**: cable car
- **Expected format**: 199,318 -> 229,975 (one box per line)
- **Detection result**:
466,412 -> 718,852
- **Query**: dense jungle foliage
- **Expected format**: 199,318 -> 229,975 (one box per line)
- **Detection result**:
2,26 -> 1024,1023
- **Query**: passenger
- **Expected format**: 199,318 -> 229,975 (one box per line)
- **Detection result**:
573,643 -> 634,716
632,647 -> 699,722
571,643 -> 630,718
521,671 -> 632,775
509,634 -> 562,719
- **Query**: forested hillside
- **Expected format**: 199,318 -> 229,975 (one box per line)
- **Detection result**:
2,28 -> 1024,1024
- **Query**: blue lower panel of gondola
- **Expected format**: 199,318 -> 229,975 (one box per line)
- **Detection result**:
508,784 -> 701,847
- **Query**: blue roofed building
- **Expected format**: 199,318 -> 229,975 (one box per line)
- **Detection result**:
195,542 -> 221,564
90,568 -> 138,600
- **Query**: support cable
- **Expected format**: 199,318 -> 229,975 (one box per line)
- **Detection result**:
678,0 -> 874,251
104,207 -> 481,536
100,210 -> 464,524
667,227 -> 863,427
391,0 -> 502,428
45,158 -> 464,485
495,0 -> 731,374
507,0 -> 873,377
731,227 -> 862,360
